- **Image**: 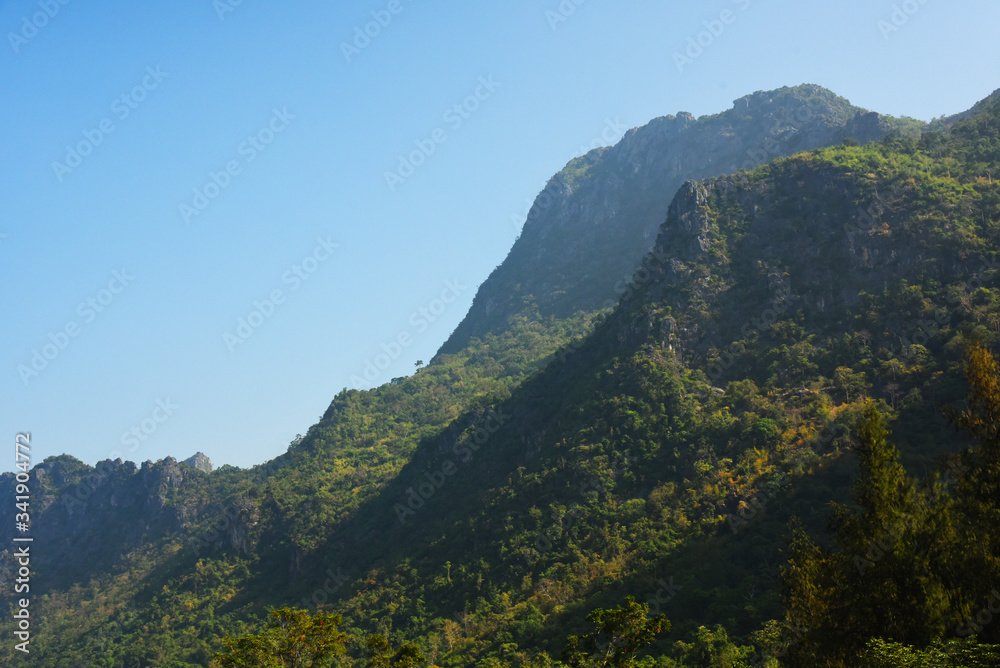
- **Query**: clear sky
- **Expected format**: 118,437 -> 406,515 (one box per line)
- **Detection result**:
2,0 -> 999,472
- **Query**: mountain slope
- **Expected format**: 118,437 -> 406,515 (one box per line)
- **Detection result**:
1,85 -> 905,605
315,89 -> 999,664
437,84 -> 910,357
309,94 -> 1000,663
8,86 -> 1000,667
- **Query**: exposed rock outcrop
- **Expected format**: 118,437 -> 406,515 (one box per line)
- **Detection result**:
437,85 -> 909,357
182,452 -> 213,473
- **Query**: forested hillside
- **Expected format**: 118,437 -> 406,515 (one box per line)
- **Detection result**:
3,87 -> 999,667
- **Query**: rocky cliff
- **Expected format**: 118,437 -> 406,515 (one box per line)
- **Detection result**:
0,454 -> 234,591
436,84 -> 906,357
183,452 -> 214,473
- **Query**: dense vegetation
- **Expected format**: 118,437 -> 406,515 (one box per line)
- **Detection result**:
778,351 -> 1000,666
198,343 -> 1000,667
3,87 -> 1000,666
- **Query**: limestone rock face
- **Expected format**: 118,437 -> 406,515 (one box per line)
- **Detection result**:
182,452 -> 214,474
622,141 -> 991,370
0,453 -> 223,591
658,180 -> 712,259
436,85 -> 903,357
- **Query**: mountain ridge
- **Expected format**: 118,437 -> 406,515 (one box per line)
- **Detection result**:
6,84 -> 1000,667
435,84 -> 908,358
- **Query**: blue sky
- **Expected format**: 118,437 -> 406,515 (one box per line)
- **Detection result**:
2,0 -> 999,472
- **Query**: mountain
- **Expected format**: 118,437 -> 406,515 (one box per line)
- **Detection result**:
4,86 -> 999,667
312,92 -> 999,661
436,84 -> 915,357
184,452 -> 214,474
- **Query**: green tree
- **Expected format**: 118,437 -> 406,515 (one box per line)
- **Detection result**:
948,342 -> 1000,643
212,608 -> 348,667
561,597 -> 669,667
782,403 -> 949,666
365,634 -> 426,667
860,637 -> 1000,667
834,366 -> 869,402
670,625 -> 753,667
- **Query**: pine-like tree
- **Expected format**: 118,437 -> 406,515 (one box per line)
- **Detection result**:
781,403 -> 949,666
947,342 -> 1000,643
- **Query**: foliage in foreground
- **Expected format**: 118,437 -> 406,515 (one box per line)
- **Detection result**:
215,599 -> 668,668
213,608 -> 347,667
779,343 -> 1000,666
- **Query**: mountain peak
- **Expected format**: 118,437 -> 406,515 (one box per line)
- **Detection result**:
182,452 -> 213,473
435,85 -> 903,358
